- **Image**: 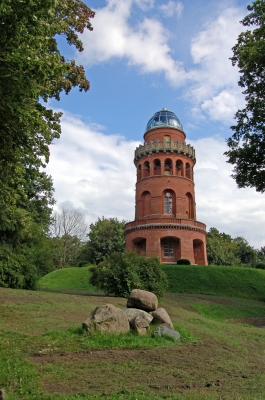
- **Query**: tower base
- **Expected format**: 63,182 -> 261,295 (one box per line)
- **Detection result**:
125,218 -> 207,265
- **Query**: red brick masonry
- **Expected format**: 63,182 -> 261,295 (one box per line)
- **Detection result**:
125,118 -> 208,265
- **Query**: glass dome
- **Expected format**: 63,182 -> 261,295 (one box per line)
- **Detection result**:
145,108 -> 184,132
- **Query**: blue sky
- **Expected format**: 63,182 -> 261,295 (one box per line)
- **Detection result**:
46,0 -> 265,248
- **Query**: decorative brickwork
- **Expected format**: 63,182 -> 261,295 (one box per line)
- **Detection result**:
125,109 -> 208,265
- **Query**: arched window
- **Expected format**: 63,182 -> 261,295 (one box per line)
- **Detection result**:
137,164 -> 141,181
141,191 -> 151,217
154,159 -> 161,175
164,240 -> 174,257
143,161 -> 150,178
185,192 -> 194,219
164,158 -> 172,176
186,162 -> 192,179
161,237 -> 180,260
164,192 -> 172,214
176,160 -> 184,176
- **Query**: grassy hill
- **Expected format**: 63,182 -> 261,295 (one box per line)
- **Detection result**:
37,266 -> 96,291
38,264 -> 265,301
163,264 -> 265,301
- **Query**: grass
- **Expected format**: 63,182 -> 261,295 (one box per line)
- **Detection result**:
37,266 -> 97,291
187,299 -> 265,321
38,264 -> 265,302
162,264 -> 265,301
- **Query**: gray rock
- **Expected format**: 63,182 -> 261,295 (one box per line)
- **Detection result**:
127,289 -> 158,311
82,304 -> 130,334
153,325 -> 181,340
124,308 -> 153,325
0,389 -> 6,400
131,316 -> 149,329
151,307 -> 173,329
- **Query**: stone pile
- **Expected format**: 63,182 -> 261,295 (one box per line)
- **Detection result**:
82,289 -> 180,340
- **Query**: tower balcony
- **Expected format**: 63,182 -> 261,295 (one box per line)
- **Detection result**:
125,217 -> 206,234
134,139 -> 196,163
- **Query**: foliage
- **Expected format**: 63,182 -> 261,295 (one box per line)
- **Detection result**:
86,217 -> 126,264
177,259 -> 191,265
225,0 -> 265,192
206,227 -> 261,267
89,251 -> 168,298
256,262 -> 265,270
49,208 -> 88,268
0,1 -> 94,287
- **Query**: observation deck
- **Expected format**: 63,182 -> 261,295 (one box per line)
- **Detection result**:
134,139 -> 196,163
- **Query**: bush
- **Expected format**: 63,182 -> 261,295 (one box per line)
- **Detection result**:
256,262 -> 265,270
89,251 -> 168,298
177,259 -> 191,265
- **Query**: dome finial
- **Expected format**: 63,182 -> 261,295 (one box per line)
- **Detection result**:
145,109 -> 184,133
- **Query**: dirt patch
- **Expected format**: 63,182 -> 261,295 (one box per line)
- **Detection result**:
30,341 -> 264,398
227,317 -> 265,327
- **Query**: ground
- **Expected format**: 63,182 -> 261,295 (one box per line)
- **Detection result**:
1,288 -> 265,399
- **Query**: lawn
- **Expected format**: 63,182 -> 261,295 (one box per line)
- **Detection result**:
38,264 -> 265,301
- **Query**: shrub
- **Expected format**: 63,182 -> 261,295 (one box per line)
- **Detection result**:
89,251 -> 168,298
256,262 -> 265,270
177,259 -> 191,265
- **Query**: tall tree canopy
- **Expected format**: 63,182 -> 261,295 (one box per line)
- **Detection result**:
0,0 -> 94,288
206,227 -> 263,266
225,0 -> 265,192
86,217 -> 126,264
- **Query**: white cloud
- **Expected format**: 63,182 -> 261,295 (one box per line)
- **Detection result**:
46,112 -> 137,224
191,137 -> 265,248
80,1 -> 247,123
159,1 -> 184,18
188,7 -> 246,122
46,113 -> 265,248
79,0 -> 187,85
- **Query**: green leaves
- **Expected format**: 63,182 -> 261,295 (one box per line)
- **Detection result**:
90,251 -> 168,298
226,0 -> 265,192
86,217 -> 126,264
0,1 -> 94,288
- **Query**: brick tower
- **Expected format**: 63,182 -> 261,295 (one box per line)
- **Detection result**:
125,108 -> 207,265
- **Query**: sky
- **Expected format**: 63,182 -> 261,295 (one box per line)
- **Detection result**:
46,0 -> 265,249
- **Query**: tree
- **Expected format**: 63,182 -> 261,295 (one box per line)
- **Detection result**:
89,251 -> 168,298
206,228 -> 240,266
49,209 -> 88,268
86,217 -> 126,264
0,1 -> 94,288
225,0 -> 265,192
206,227 -> 262,267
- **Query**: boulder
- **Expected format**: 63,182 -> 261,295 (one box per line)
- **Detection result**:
135,327 -> 147,335
127,289 -> 158,312
153,325 -> 180,341
124,308 -> 153,326
131,316 -> 149,335
131,315 -> 149,329
82,304 -> 130,334
151,308 -> 173,329
0,389 -> 6,400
